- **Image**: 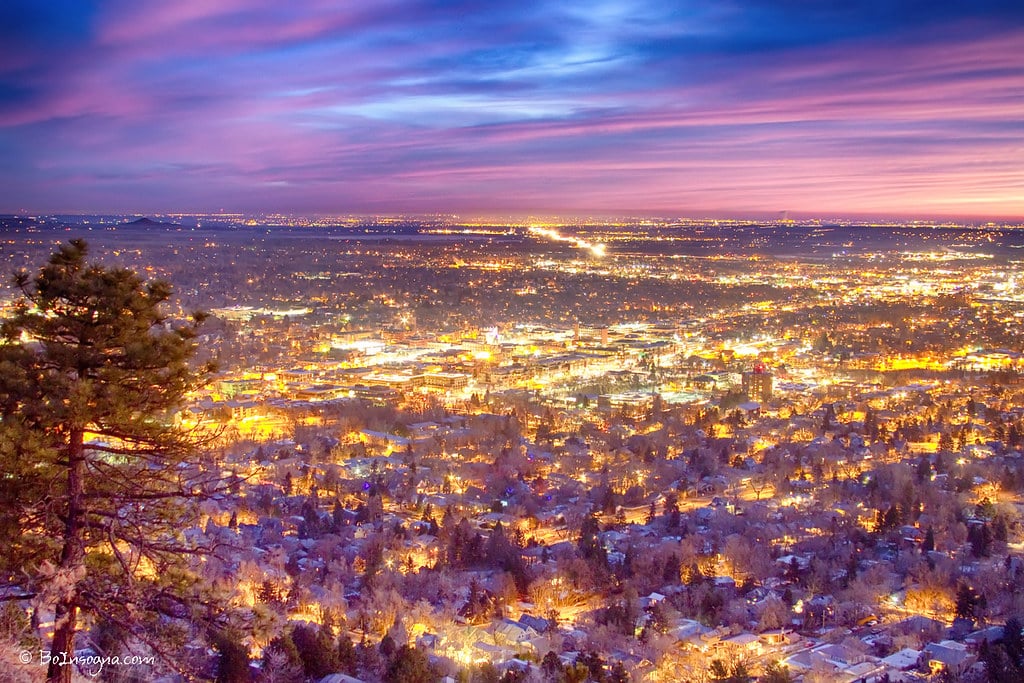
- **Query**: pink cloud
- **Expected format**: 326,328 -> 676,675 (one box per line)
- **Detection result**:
1,9 -> 1021,219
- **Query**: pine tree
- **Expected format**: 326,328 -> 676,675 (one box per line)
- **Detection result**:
761,662 -> 795,683
261,634 -> 303,683
0,240 -> 218,682
214,631 -> 251,683
955,582 -> 980,621
578,514 -> 606,565
291,623 -> 341,679
383,645 -> 433,683
916,458 -> 933,483
939,431 -> 954,451
922,527 -> 935,553
541,651 -> 563,679
709,658 -> 754,682
336,633 -> 358,675
645,501 -> 656,526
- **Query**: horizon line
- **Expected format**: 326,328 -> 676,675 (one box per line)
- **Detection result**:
6,209 -> 1024,227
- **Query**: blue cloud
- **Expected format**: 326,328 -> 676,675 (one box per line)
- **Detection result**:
0,0 -> 1021,217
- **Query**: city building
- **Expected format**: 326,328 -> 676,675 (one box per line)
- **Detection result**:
742,363 -> 773,402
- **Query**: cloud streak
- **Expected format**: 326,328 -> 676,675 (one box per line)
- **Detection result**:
0,0 -> 1022,218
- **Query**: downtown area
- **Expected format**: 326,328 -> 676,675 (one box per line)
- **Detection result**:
3,215 -> 1024,683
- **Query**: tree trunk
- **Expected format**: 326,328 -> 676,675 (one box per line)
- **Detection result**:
47,601 -> 77,683
48,428 -> 85,683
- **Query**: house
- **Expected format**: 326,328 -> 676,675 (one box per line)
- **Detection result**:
923,640 -> 972,674
892,615 -> 946,639
880,648 -> 921,672
720,632 -> 762,657
359,429 -> 410,451
843,660 -> 886,681
518,614 -> 551,634
493,618 -> 534,646
416,633 -> 440,649
473,641 -> 515,661
759,629 -> 800,647
813,642 -> 866,668
699,625 -> 731,650
781,649 -> 823,673
776,554 -> 811,571
319,675 -> 366,683
639,592 -> 666,609
964,625 -> 1003,651
670,619 -> 709,646
224,399 -> 260,419
712,576 -> 737,593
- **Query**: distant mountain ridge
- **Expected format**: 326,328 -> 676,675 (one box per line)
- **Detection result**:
124,216 -> 180,228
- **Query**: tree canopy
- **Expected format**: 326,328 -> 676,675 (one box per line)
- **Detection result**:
0,240 -> 219,682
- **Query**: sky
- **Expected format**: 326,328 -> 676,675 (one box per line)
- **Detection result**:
0,1 -> 1022,219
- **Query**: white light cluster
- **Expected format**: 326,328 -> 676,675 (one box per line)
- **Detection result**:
528,225 -> 606,257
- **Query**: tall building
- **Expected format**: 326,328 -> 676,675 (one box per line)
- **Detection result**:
742,363 -> 773,402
